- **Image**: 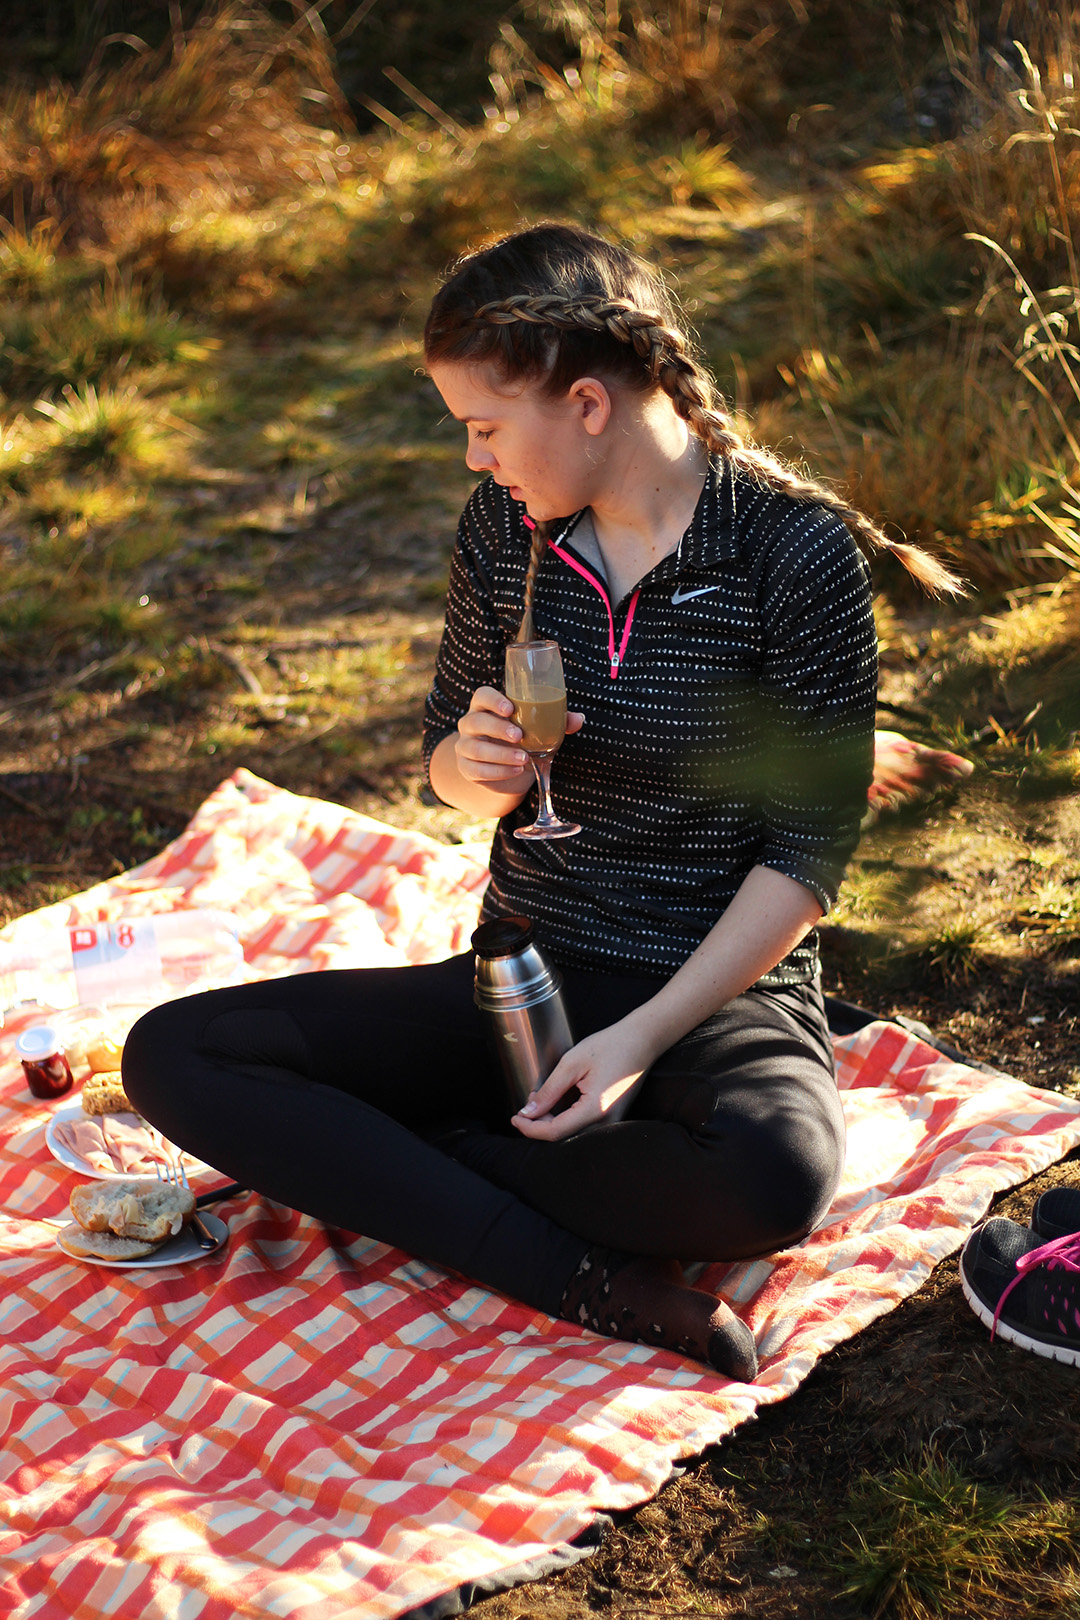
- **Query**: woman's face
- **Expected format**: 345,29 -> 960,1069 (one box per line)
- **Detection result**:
428,360 -> 609,522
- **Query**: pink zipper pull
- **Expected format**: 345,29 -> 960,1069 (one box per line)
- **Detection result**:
611,590 -> 640,678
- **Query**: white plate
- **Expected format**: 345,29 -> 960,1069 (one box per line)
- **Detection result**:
44,1096 -> 213,1181
56,1211 -> 227,1268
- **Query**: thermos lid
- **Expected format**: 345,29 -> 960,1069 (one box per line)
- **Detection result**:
471,917 -> 534,958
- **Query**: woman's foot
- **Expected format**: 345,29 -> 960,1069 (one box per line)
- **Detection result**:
869,729 -> 973,811
559,1246 -> 758,1381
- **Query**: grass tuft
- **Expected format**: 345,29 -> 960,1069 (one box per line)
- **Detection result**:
34,382 -> 183,475
0,412 -> 45,489
0,281 -> 212,399
0,217 -> 73,297
831,1457 -> 1080,1620
923,911 -> 994,984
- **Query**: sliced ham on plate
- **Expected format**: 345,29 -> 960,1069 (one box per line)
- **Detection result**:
50,1112 -> 196,1177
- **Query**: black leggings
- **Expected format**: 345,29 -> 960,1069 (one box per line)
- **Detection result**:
122,955 -> 845,1319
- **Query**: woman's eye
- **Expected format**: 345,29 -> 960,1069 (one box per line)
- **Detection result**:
473,428 -> 494,442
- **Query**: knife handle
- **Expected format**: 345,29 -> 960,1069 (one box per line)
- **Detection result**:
194,1182 -> 248,1209
191,1212 -> 219,1250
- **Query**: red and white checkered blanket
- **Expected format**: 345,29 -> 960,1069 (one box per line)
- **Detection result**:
2,769 -> 1078,1620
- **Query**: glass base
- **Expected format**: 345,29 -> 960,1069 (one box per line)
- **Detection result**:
513,819 -> 581,840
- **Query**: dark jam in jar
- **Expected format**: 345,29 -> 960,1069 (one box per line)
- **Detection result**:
15,1025 -> 74,1100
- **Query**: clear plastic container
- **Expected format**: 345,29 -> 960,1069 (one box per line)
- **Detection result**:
0,910 -> 244,1011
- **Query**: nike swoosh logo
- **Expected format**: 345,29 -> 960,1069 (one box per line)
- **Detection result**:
671,584 -> 719,604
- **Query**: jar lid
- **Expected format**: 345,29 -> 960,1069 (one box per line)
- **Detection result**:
15,1025 -> 60,1059
471,917 -> 533,957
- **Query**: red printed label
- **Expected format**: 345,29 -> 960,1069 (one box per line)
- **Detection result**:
68,918 -> 163,1002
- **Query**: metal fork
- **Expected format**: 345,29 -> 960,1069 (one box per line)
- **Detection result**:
156,1155 -> 218,1250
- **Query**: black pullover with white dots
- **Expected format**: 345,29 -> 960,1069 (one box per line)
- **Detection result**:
423,460 -> 878,984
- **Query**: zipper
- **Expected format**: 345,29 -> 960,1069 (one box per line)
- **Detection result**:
522,512 -> 640,679
548,540 -> 640,680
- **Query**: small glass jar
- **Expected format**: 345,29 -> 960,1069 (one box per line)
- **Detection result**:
15,1025 -> 74,1100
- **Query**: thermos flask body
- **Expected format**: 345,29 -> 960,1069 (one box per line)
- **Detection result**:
472,917 -> 574,1113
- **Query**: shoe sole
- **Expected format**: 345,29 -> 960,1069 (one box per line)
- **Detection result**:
960,1265 -> 1080,1368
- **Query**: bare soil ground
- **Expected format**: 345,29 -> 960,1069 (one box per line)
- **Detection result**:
2,491 -> 1078,1620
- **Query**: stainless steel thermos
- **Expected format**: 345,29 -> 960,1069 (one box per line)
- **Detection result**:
472,917 -> 575,1113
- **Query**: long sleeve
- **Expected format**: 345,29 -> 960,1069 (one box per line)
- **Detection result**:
422,482 -> 512,784
754,508 -> 877,912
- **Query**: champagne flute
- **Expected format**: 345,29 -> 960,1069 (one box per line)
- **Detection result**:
504,640 -> 581,839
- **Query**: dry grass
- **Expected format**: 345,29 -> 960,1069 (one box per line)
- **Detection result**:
1,1 -> 1077,606
0,4 -> 1076,799
0,1 -> 1076,990
0,3 -> 352,240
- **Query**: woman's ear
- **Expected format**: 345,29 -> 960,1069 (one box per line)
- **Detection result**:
568,376 -> 612,437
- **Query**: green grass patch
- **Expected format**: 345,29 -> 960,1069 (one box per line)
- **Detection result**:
830,1457 -> 1080,1620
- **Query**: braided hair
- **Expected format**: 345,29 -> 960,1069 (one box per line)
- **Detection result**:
424,223 -> 965,633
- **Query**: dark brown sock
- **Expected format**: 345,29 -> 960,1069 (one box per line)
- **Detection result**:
559,1246 -> 758,1381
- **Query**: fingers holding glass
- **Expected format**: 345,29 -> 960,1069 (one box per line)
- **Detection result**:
455,686 -> 531,785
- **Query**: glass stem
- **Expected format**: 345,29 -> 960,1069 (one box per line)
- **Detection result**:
529,753 -> 559,826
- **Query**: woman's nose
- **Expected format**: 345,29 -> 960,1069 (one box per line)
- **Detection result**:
466,441 -> 495,473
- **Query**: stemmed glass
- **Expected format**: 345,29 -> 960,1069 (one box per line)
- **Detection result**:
504,640 -> 581,839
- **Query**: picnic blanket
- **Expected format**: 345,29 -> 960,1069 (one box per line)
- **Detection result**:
2,766 -> 1079,1620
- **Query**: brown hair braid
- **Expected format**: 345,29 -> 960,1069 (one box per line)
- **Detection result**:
425,224 -> 966,604
516,517 -> 549,644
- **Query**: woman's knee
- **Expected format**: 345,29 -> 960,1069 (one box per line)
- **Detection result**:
123,997 -> 309,1106
122,999 -> 191,1114
731,1116 -> 844,1251
679,1103 -> 843,1258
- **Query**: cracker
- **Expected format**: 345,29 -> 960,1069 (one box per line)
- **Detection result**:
81,1070 -> 132,1117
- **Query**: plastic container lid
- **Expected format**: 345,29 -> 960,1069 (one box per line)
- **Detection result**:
15,1025 -> 61,1059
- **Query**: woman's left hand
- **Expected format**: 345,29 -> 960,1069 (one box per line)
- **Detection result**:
511,1020 -> 654,1141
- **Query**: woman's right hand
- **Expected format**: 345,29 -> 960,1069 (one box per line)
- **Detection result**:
454,686 -> 532,788
429,688 -> 583,817
454,687 -> 584,789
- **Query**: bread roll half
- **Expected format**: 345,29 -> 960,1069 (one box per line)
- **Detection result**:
57,1223 -> 159,1261
70,1179 -> 195,1243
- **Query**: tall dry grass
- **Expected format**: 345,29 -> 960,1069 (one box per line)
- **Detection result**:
692,5 -> 1080,592
1,0 -> 1079,667
0,3 -> 352,237
944,8 -> 1080,583
0,1 -> 367,653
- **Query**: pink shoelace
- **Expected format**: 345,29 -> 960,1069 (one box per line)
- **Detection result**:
991,1229 -> 1080,1340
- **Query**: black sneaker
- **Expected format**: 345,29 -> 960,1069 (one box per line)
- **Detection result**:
959,1217 -> 1080,1368
1032,1186 -> 1080,1242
